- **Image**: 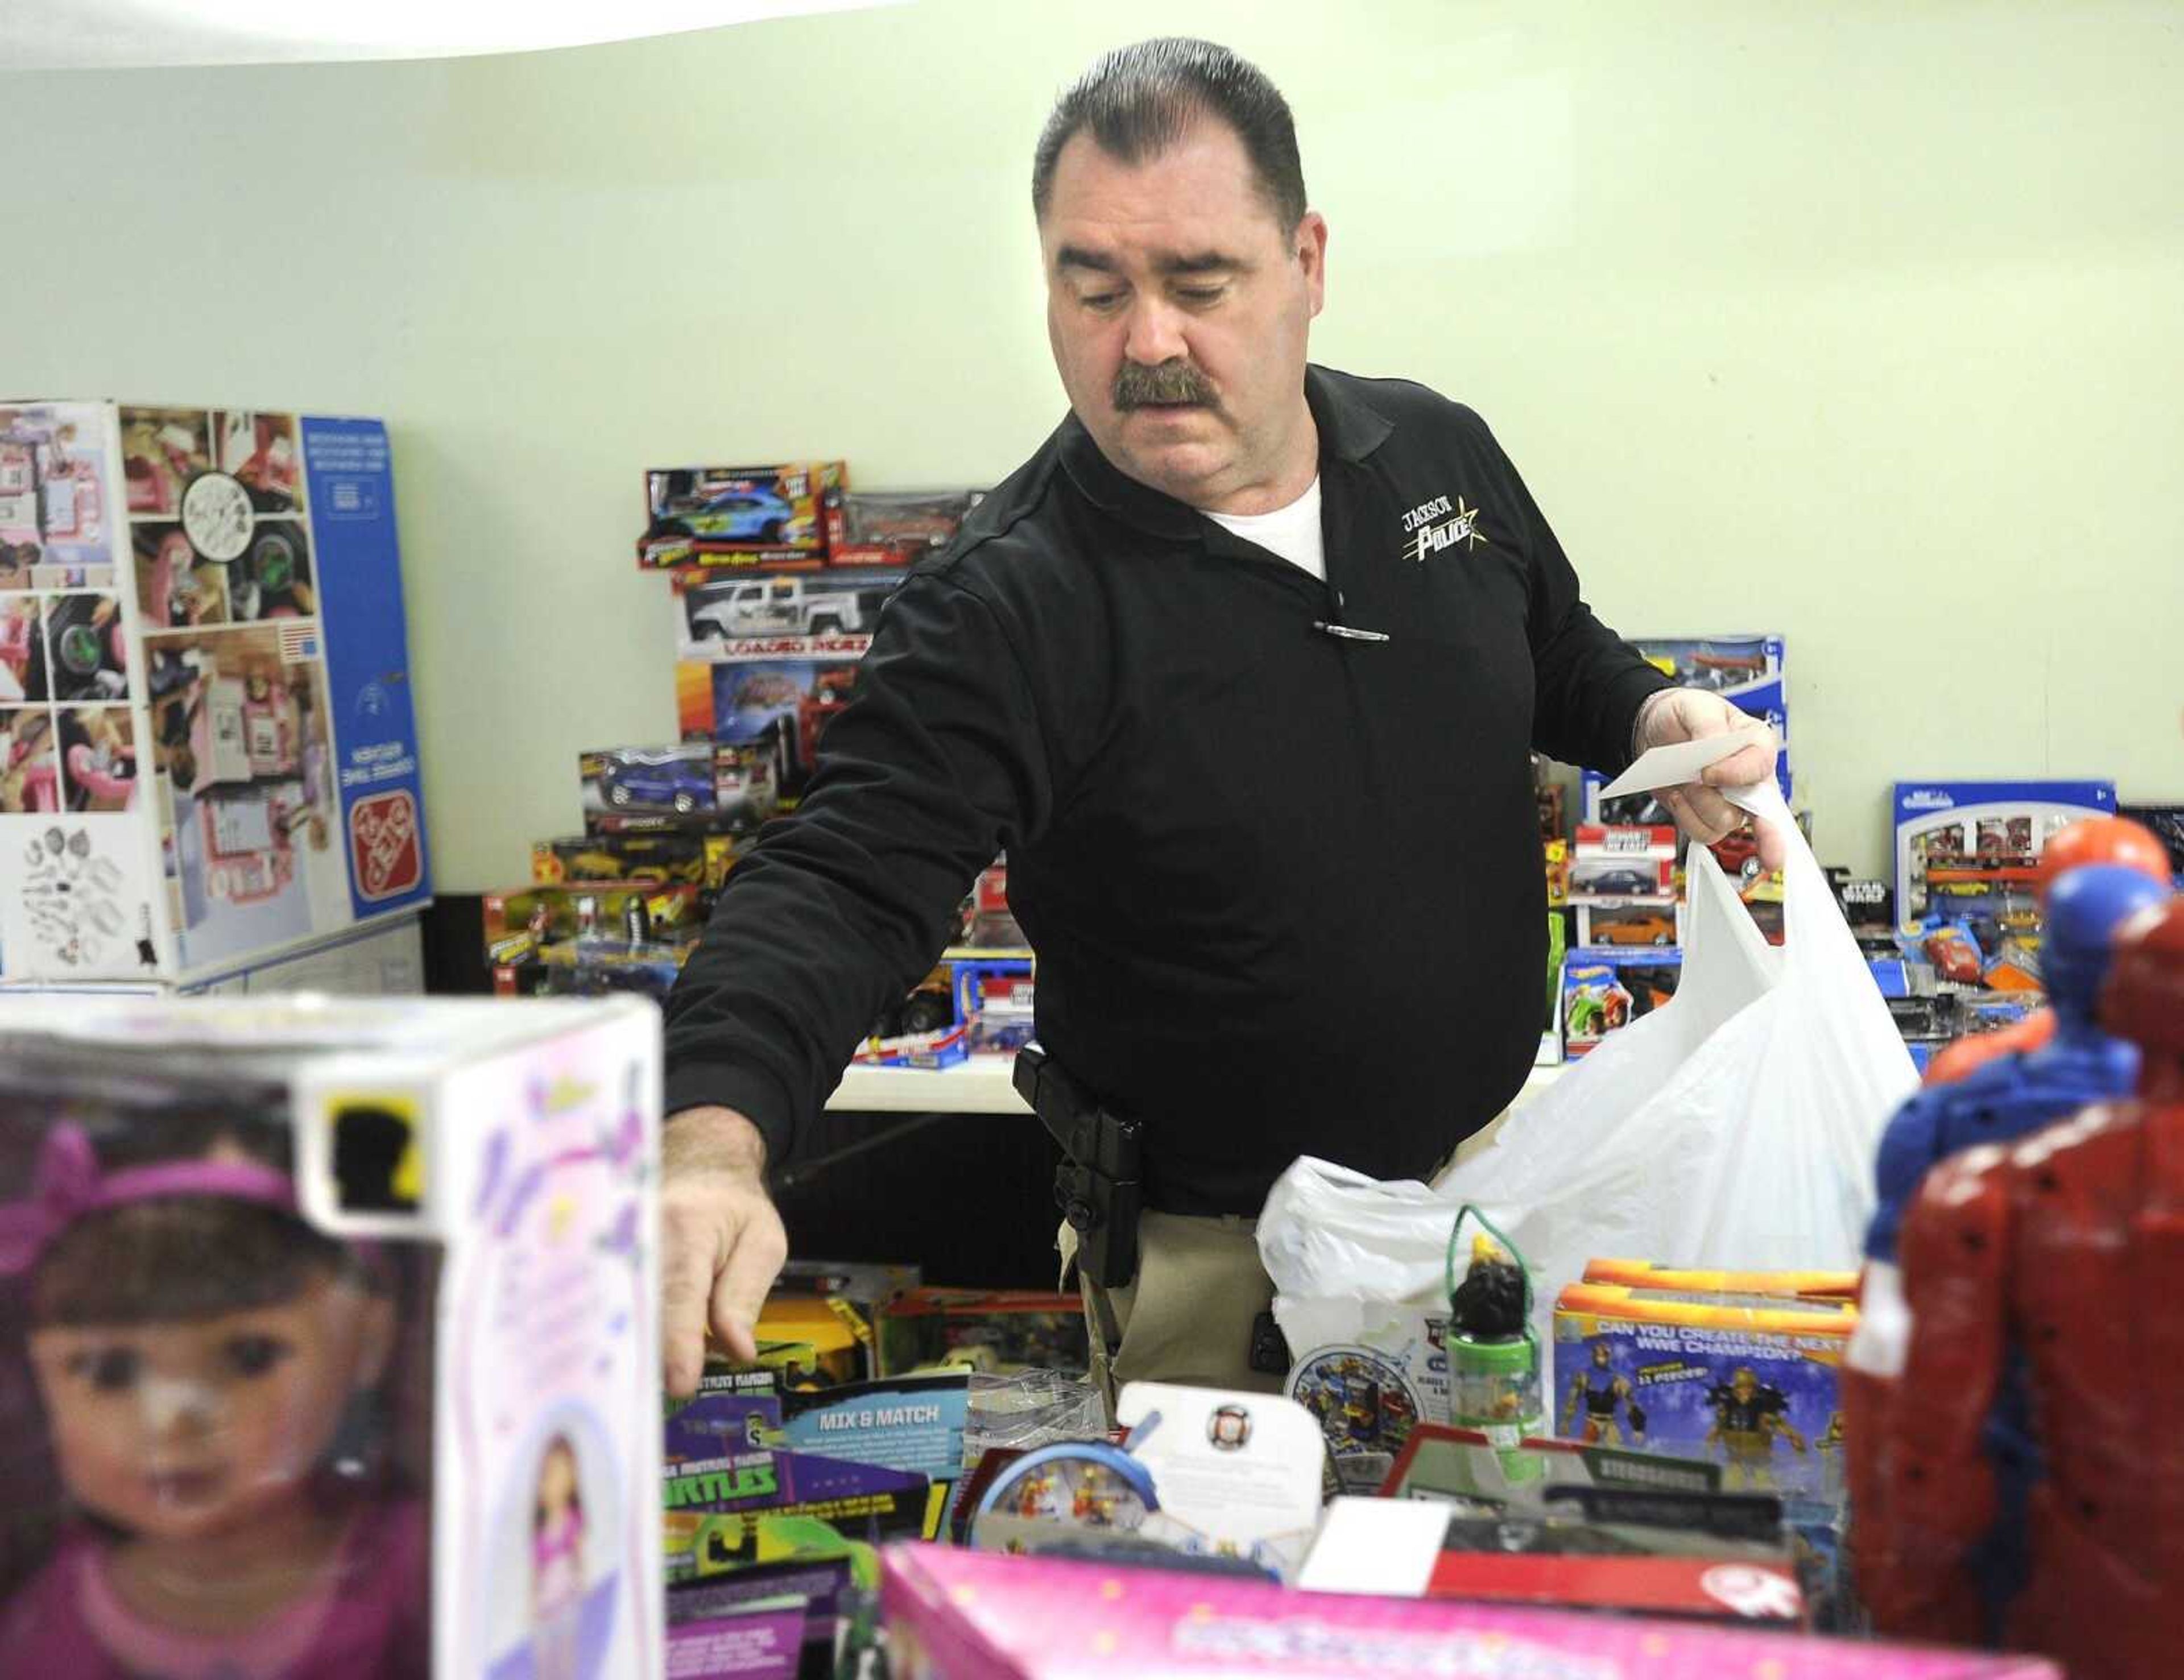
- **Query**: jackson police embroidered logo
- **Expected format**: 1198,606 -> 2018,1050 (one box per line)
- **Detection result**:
1400,495 -> 1487,562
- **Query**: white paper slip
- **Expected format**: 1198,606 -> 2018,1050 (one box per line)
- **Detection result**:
1599,727 -> 1773,800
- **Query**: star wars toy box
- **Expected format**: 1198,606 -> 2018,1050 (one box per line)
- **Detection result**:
636,461 -> 845,570
0,402 -> 430,988
880,1542 -> 2061,1679
1894,780 -> 2117,934
1562,948 -> 1684,1056
1552,1284 -> 1854,1503
0,995 -> 664,1678
578,741 -> 779,838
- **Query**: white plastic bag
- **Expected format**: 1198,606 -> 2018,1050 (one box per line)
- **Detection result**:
1260,775 -> 1916,1350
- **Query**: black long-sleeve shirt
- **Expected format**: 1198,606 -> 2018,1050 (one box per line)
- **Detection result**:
663,366 -> 1669,1213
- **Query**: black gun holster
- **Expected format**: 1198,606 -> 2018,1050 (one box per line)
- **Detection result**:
1014,1042 -> 1143,1291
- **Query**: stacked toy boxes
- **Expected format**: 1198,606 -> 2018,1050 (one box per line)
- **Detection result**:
487,466 -> 1032,1053
1556,636 -> 1789,1054
0,400 -> 429,991
0,995 -> 663,1676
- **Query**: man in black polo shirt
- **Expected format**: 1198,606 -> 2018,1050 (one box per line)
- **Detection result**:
659,39 -> 1777,1400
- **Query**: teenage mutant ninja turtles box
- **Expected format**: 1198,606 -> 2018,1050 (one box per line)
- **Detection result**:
1551,1284 -> 1854,1501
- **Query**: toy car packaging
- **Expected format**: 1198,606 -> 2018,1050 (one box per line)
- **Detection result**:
482,880 -> 701,964
0,995 -> 664,1678
676,566 -> 900,648
674,636 -> 868,805
1569,821 -> 1678,903
1562,948 -> 1684,1056
1893,779 -> 2116,933
531,828 -> 742,893
880,1542 -> 2062,1679
954,957 -> 1035,1055
0,402 -> 431,988
637,461 -> 845,570
1552,1284 -> 1854,1502
1574,900 -> 1685,949
824,489 -> 983,569
950,855 -> 1028,950
579,741 -> 778,837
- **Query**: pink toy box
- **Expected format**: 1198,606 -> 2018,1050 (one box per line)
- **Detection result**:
880,1544 -> 2058,1679
0,995 -> 663,1678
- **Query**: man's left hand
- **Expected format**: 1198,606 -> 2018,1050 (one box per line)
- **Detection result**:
1633,688 -> 1785,871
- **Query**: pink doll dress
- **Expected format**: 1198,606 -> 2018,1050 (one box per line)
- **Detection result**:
0,1497 -> 425,1679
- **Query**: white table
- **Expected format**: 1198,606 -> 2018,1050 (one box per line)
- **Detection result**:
824,1057 -> 1565,1116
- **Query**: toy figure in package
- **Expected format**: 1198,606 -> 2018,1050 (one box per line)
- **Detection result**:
0,1075 -> 428,1674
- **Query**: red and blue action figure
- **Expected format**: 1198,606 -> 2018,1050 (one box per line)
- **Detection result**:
1849,885 -> 2182,1677
1918,815 -> 2171,1088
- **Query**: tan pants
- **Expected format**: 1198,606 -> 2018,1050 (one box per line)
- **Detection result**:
1062,1210 -> 1284,1413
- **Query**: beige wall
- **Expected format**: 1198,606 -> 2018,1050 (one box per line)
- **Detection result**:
6,1 -> 2179,888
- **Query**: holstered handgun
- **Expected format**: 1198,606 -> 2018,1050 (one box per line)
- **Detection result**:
1014,1042 -> 1142,1290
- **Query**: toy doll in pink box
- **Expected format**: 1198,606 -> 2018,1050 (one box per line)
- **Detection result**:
529,1434 -> 587,1680
0,1086 -> 428,1678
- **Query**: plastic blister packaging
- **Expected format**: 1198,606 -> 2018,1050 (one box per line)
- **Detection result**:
962,1369 -> 1107,1466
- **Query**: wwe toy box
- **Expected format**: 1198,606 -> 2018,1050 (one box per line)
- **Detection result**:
0,402 -> 429,987
880,1544 -> 2059,1679
0,995 -> 663,1678
1553,1284 -> 1853,1501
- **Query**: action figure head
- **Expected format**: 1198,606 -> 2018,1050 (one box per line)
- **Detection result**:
2044,865 -> 2173,1023
2102,896 -> 2184,1078
1590,1341 -> 1612,1370
2039,817 -> 2172,901
1731,1367 -> 1759,1402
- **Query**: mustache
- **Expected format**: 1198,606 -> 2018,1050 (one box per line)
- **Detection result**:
1112,359 -> 1217,411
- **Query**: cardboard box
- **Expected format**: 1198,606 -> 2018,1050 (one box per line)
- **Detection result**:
1552,1284 -> 1854,1501
580,741 -> 777,837
637,462 -> 845,570
1893,780 -> 2116,933
878,1290 -> 1089,1379
1569,822 -> 1678,902
673,633 -> 869,804
823,489 -> 983,569
1562,948 -> 1683,1056
0,995 -> 663,1677
531,829 -> 742,892
1573,901 -> 1685,949
880,1543 -> 2060,1678
0,402 -> 429,984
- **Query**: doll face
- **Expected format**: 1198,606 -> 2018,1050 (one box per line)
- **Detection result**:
537,1445 -> 578,1522
27,1272 -> 390,1543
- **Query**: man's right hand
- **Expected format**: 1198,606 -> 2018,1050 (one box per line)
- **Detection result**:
660,1105 -> 788,1398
